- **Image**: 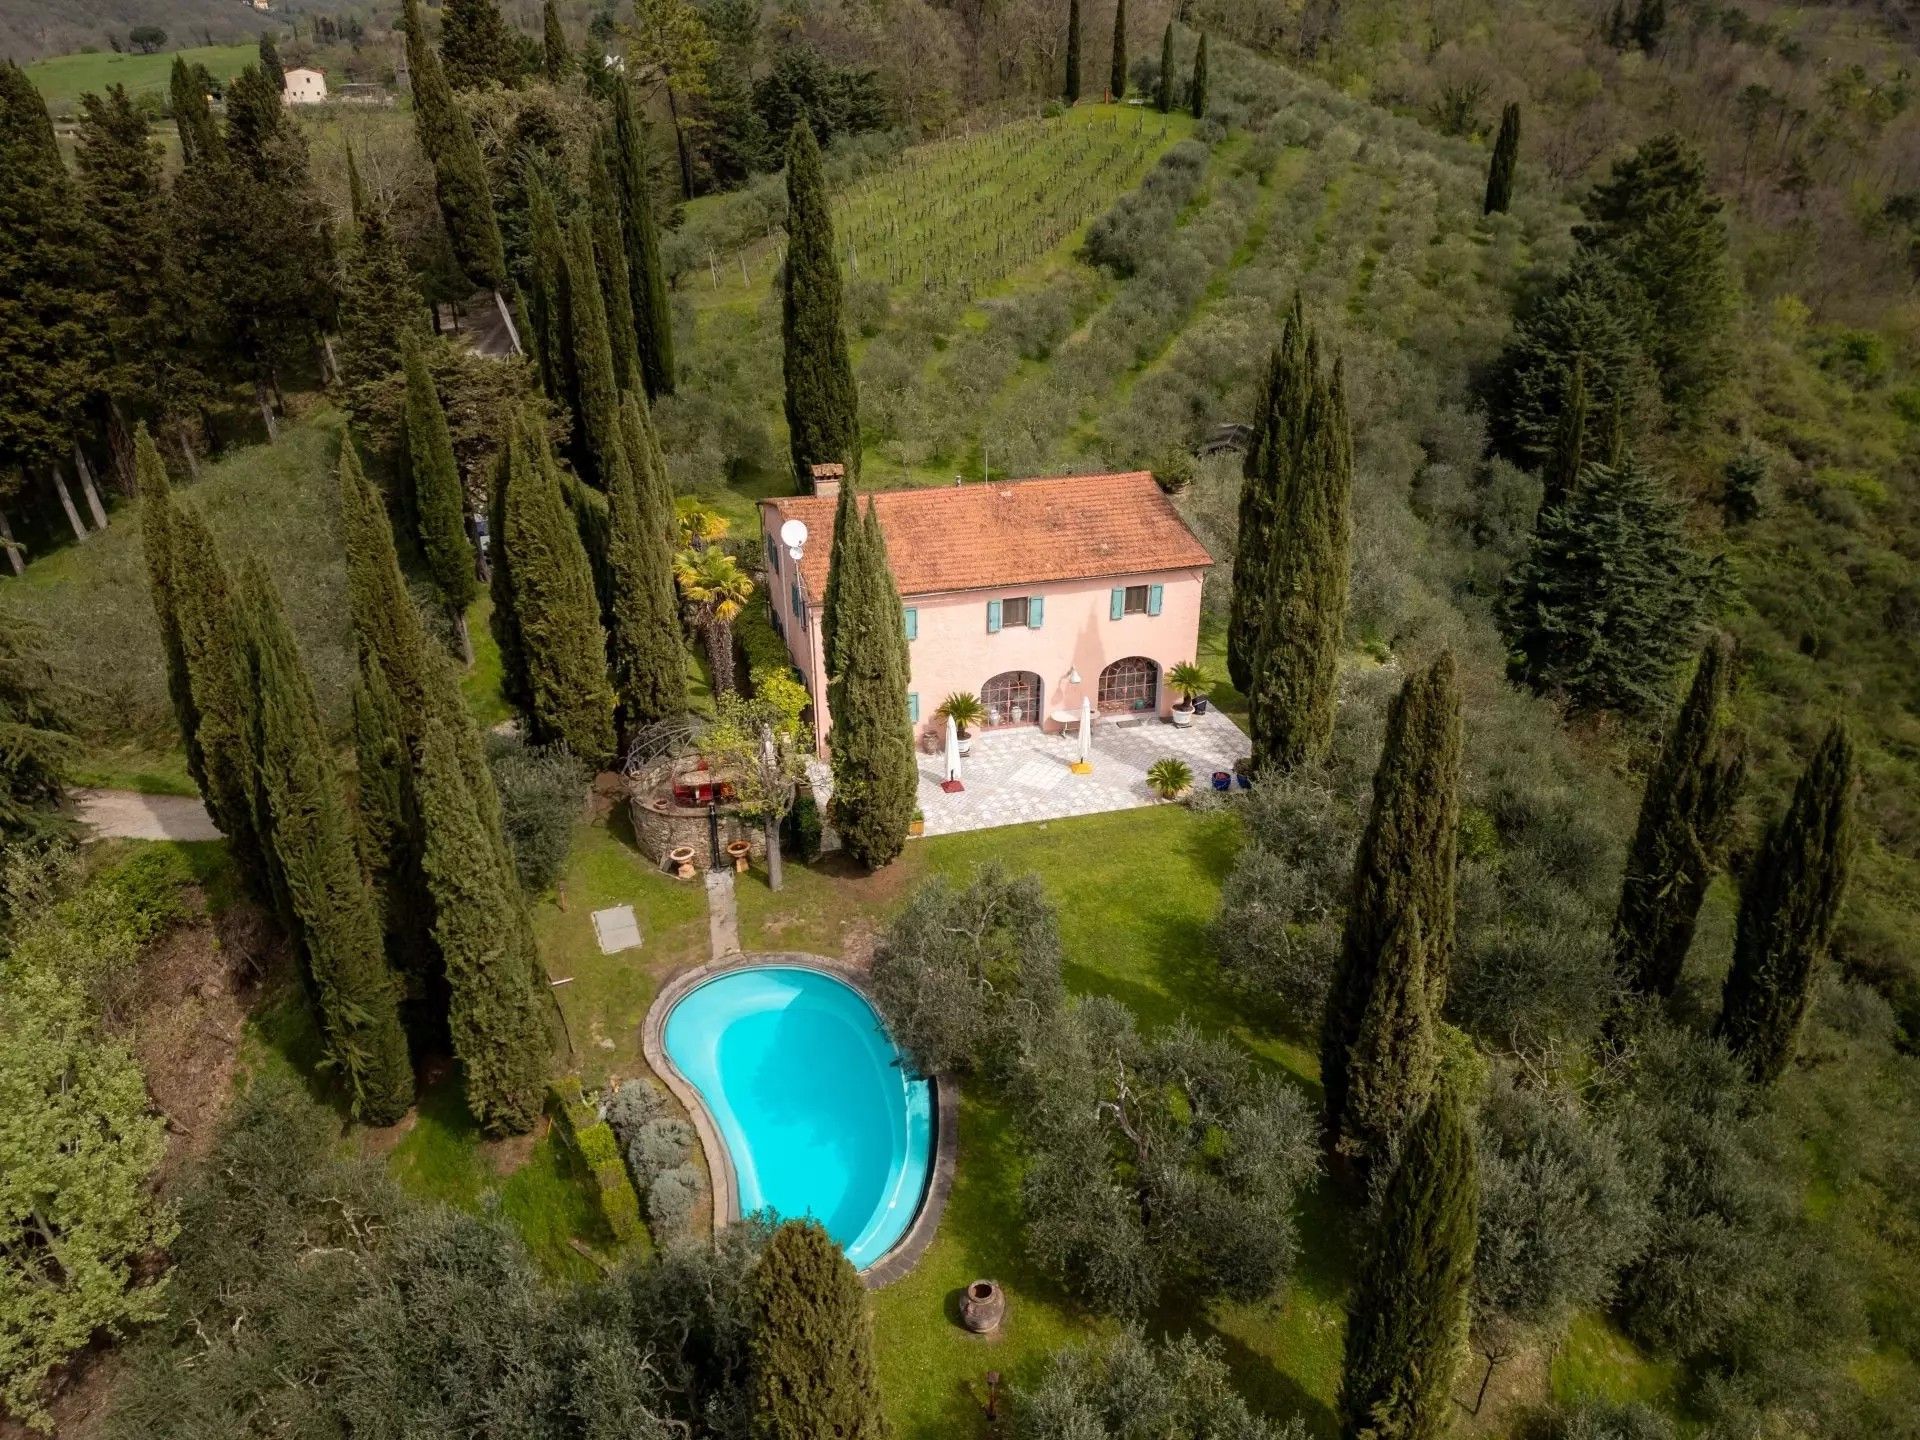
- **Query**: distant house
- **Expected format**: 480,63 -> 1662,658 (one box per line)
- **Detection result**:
760,470 -> 1211,756
281,68 -> 327,105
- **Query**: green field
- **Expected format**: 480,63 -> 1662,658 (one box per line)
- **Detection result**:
25,42 -> 256,118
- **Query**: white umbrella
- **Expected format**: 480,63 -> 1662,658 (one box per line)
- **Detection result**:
944,714 -> 962,786
1078,695 -> 1093,767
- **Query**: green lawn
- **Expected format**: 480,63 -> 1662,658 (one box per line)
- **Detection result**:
27,42 -> 255,118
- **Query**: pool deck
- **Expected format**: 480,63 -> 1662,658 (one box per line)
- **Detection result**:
640,950 -> 958,1289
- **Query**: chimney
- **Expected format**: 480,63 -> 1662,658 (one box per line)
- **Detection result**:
809,462 -> 844,500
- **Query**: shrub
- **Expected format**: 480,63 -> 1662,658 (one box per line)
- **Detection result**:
601,1076 -> 669,1146
1147,756 -> 1193,797
1081,140 -> 1210,277
485,732 -> 585,894
546,1076 -> 644,1244
784,788 -> 824,863
629,1117 -> 696,1190
1015,1327 -> 1305,1439
648,1162 -> 701,1234
1552,1397 -> 1677,1440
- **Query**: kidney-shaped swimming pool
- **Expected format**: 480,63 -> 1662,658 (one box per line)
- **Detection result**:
662,966 -> 933,1271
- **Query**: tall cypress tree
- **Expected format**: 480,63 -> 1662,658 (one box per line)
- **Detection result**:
589,131 -> 642,394
1110,0 -> 1128,100
819,474 -> 861,692
1337,1082 -> 1479,1440
1248,322 -> 1352,774
827,493 -> 917,869
1614,636 -> 1745,1000
542,0 -> 571,81
749,1220 -> 890,1439
1340,913 -> 1438,1168
1065,0 -> 1083,103
137,427 -> 204,797
611,81 -> 675,397
564,211 -> 627,492
440,0 -> 522,90
782,120 -> 860,486
352,659 -> 431,985
1716,723 -> 1853,1085
494,415 -> 616,760
1190,32 -> 1209,119
258,32 -> 287,94
169,57 -> 219,169
1483,101 -> 1520,215
607,389 -> 687,736
403,0 -> 508,291
1322,653 -> 1461,1148
337,195 -> 430,415
345,140 -> 370,225
1226,300 -> 1306,695
525,170 -> 574,411
403,336 -> 479,662
241,561 -> 414,1124
1155,21 -> 1175,112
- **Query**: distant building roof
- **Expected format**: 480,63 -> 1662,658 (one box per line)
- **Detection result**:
762,472 -> 1211,598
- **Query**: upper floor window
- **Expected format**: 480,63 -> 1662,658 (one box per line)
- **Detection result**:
1122,585 -> 1150,615
1001,596 -> 1030,628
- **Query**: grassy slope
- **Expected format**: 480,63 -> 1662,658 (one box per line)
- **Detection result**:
25,41 -> 255,117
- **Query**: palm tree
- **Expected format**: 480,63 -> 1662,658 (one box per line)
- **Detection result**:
675,498 -> 730,552
674,546 -> 753,694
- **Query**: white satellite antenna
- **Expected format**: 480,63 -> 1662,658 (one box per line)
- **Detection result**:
780,517 -> 809,562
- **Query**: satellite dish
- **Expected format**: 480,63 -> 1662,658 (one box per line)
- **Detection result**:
780,517 -> 809,561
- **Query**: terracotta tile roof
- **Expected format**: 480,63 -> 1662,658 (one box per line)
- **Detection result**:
761,472 -> 1212,598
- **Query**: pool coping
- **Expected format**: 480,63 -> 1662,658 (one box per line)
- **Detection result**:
640,950 -> 957,1290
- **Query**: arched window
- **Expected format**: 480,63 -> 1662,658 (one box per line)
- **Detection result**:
982,671 -> 1043,728
1097,657 -> 1158,714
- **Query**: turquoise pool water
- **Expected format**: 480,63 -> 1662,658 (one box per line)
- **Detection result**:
662,966 -> 934,1270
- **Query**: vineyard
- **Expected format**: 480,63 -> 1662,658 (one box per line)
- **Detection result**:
687,104 -> 1192,306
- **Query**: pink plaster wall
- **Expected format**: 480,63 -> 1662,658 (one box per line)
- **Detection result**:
761,521 -> 1206,755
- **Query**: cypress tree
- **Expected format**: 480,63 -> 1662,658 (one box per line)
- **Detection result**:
1716,723 -> 1853,1085
1190,32 -> 1208,119
1483,101 -> 1520,215
1341,912 -> 1438,1167
1110,0 -> 1128,100
240,562 -> 414,1124
827,494 -> 918,869
1248,331 -> 1352,774
258,33 -> 286,94
1155,22 -> 1175,113
611,81 -> 675,397
1065,0 -> 1082,103
337,196 -> 430,413
749,1219 -> 891,1439
403,0 -> 508,290
819,473 -> 861,691
1322,653 -> 1461,1148
782,120 -> 860,485
440,0 -> 521,90
345,140 -> 370,225
1614,636 -> 1745,1000
169,57 -> 219,169
352,660 -> 431,981
525,169 -> 574,411
1337,1082 -> 1479,1440
1226,318 -> 1300,696
403,336 -> 479,662
495,415 -> 617,760
607,389 -> 687,736
542,0 -> 571,81
589,131 -> 642,394
137,427 -> 205,797
564,211 -> 626,492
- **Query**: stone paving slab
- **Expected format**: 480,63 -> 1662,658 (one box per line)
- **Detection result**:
590,904 -> 642,955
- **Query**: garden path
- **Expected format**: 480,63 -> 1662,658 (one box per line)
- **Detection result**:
71,788 -> 219,842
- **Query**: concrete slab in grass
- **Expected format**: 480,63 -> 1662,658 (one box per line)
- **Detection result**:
591,904 -> 642,955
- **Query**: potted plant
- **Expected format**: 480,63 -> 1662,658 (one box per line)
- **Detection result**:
1167,662 -> 1209,727
938,692 -> 987,756
908,806 -> 926,838
1148,757 -> 1194,800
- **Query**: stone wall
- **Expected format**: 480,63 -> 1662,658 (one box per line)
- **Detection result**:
629,790 -> 766,870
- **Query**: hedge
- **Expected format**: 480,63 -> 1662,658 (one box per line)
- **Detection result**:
547,1075 -> 643,1243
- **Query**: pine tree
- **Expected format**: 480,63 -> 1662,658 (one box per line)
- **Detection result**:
169,57 -> 219,168
1541,352 -> 1588,511
542,0 -> 570,80
240,561 -> 414,1124
1337,1082 -> 1479,1440
749,1220 -> 891,1439
440,0 -> 522,90
606,389 -> 687,736
1717,723 -> 1853,1085
404,0 -> 508,290
782,120 -> 860,485
404,336 -> 479,662
494,415 -> 617,760
564,211 -> 627,492
1155,22 -> 1175,113
1484,101 -> 1520,215
1341,913 -> 1439,1167
589,131 -> 642,394
1065,0 -> 1082,103
0,613 -> 77,845
611,82 -> 676,397
1614,636 -> 1746,1000
1190,32 -> 1208,119
1246,309 -> 1352,774
258,32 -> 286,93
826,492 -> 917,869
1501,453 -> 1719,715
136,427 -> 204,795
1323,653 -> 1461,1148
1110,0 -> 1128,100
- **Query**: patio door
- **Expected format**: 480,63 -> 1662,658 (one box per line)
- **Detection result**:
1097,657 -> 1158,714
981,671 -> 1042,728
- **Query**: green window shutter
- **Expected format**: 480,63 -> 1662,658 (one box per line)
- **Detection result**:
1028,595 -> 1044,629
987,599 -> 1002,633
908,693 -> 920,722
1148,583 -> 1164,617
1110,587 -> 1125,621
904,606 -> 918,641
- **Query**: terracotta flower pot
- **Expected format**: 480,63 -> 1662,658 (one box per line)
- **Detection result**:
726,839 -> 751,873
667,845 -> 697,880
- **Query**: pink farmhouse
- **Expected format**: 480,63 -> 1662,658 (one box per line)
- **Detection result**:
759,471 -> 1212,757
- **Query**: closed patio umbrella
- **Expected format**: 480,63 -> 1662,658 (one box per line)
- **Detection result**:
1077,695 -> 1093,768
942,714 -> 964,792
